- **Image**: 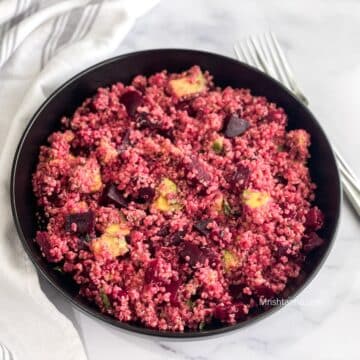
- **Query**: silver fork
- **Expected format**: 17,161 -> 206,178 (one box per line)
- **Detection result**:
0,343 -> 14,360
234,32 -> 360,217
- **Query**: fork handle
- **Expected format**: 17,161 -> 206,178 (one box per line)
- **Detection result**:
334,152 -> 360,216
295,94 -> 360,216
340,170 -> 360,216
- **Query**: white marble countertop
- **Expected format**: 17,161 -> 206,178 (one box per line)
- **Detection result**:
36,0 -> 360,358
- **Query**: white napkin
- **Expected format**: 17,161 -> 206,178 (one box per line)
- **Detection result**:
0,1 -> 159,359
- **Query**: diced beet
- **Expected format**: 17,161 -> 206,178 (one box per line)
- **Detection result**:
202,248 -> 218,268
179,242 -> 207,267
65,211 -> 95,235
275,173 -> 288,186
135,112 -> 153,129
77,235 -> 91,249
305,207 -> 324,231
165,279 -> 181,305
117,289 -> 128,298
137,187 -> 155,204
229,284 -> 244,299
193,219 -> 211,236
135,112 -> 174,140
302,232 -> 325,253
185,156 -> 212,184
274,244 -> 291,258
171,231 -> 185,245
158,127 -> 175,142
47,193 -> 62,207
229,284 -> 251,304
228,164 -> 250,190
222,114 -> 250,138
176,100 -> 197,117
213,305 -> 229,321
120,90 -> 142,116
100,184 -> 128,208
255,284 -> 275,299
234,306 -> 247,321
157,226 -> 170,237
144,260 -> 161,285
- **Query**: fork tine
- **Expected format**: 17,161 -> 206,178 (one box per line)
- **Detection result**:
268,32 -> 309,105
250,35 -> 277,79
333,146 -> 360,186
245,37 -> 264,71
269,32 -> 296,86
233,42 -> 246,63
262,32 -> 291,88
236,41 -> 253,66
261,33 -> 285,81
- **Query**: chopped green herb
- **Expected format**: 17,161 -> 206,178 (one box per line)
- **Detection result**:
199,321 -> 206,330
100,289 -> 111,310
186,299 -> 195,309
119,211 -> 127,222
222,199 -> 232,216
277,144 -> 285,152
53,266 -> 63,274
84,234 -> 91,242
212,138 -> 223,154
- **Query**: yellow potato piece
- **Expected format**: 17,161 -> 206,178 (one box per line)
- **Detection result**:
154,195 -> 182,212
159,178 -> 177,195
154,195 -> 170,211
91,222 -> 130,258
169,71 -> 206,97
213,194 -> 224,213
98,139 -> 118,164
92,234 -> 128,258
90,171 -> 103,192
105,222 -> 130,236
242,189 -> 270,209
223,250 -> 239,272
153,178 -> 181,212
63,130 -> 75,142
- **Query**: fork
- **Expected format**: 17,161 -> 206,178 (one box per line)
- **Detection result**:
0,343 -> 14,360
234,32 -> 360,217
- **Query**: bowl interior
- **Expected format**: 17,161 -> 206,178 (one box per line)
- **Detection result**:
11,49 -> 341,338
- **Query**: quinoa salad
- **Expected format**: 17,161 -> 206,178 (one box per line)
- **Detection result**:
33,66 -> 325,332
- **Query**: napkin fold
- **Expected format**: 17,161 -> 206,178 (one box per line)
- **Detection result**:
0,1 -> 158,359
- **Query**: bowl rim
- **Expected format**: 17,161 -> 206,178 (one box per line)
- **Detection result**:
10,48 -> 342,339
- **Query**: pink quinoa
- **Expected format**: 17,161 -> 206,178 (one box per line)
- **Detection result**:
33,66 -> 324,331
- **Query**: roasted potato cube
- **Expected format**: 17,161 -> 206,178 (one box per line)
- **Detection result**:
223,250 -> 239,272
153,178 -> 181,212
91,223 -> 129,258
90,171 -> 103,192
70,158 -> 102,193
91,234 -> 128,258
158,178 -> 177,195
97,139 -> 118,164
242,189 -> 270,209
105,222 -> 130,237
169,68 -> 206,97
213,194 -> 224,213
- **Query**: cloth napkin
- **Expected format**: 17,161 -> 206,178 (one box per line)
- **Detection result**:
0,0 -> 159,359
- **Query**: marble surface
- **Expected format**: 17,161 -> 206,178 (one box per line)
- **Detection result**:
21,0 -> 360,358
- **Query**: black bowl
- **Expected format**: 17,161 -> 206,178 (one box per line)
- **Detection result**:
11,49 -> 341,338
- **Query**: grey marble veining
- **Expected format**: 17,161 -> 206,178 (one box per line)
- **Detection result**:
40,0 -> 360,358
